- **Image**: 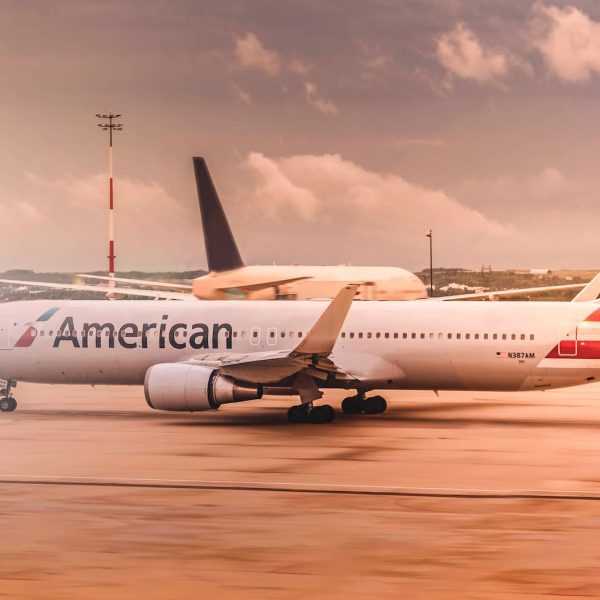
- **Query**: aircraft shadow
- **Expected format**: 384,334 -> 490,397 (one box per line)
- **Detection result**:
8,401 -> 598,431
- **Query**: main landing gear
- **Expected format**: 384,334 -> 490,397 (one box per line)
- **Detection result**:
287,403 -> 335,424
286,394 -> 388,423
341,393 -> 387,415
0,380 -> 17,413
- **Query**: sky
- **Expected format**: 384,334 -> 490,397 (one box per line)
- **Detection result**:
3,0 -> 600,272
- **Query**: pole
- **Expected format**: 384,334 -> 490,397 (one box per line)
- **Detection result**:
426,229 -> 433,297
96,113 -> 123,289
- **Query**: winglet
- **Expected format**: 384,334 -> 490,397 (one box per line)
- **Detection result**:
193,157 -> 245,273
293,284 -> 359,355
572,273 -> 600,302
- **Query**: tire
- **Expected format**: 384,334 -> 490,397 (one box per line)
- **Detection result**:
371,395 -> 387,414
0,398 -> 10,412
287,405 -> 309,424
322,405 -> 335,423
341,396 -> 363,414
363,397 -> 381,415
7,397 -> 17,412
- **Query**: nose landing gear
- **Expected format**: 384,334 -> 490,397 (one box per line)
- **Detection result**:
0,397 -> 17,412
0,380 -> 17,412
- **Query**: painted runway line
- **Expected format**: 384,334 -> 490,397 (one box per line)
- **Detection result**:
0,474 -> 599,500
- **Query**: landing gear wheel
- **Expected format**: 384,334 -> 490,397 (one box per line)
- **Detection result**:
364,395 -> 387,415
309,404 -> 335,424
371,395 -> 387,414
287,404 -> 310,424
342,395 -> 363,415
0,397 -> 16,412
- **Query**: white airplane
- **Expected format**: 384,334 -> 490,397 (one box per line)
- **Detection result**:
75,157 -> 429,300
1,283 -> 600,422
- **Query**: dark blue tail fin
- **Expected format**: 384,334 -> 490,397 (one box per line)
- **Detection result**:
193,157 -> 245,273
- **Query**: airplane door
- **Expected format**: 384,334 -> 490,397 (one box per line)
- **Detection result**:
558,323 -> 578,357
0,319 -> 15,350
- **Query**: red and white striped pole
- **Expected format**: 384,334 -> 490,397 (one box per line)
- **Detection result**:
96,113 -> 123,289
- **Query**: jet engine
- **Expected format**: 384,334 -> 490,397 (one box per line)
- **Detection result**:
144,363 -> 263,412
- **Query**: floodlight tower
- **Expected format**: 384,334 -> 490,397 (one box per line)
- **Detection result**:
96,112 -> 123,288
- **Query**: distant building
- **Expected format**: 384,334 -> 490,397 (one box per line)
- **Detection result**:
529,269 -> 552,276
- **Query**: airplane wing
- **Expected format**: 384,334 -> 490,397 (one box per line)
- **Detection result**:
77,274 -> 193,291
182,284 -> 359,384
435,282 -> 588,301
0,279 -> 196,301
571,273 -> 600,302
213,275 -> 311,293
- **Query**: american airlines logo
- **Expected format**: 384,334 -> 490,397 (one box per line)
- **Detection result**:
14,307 -> 60,348
16,311 -> 234,350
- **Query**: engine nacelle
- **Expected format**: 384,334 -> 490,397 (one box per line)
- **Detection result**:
144,363 -> 263,412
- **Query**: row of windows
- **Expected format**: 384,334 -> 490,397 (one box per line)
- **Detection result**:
35,329 -> 536,342
340,332 -> 535,341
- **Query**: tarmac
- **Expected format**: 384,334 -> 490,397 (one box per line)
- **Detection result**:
3,383 -> 600,598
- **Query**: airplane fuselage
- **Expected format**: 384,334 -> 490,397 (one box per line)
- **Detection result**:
0,299 -> 598,393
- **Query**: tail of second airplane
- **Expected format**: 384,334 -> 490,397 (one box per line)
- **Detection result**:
193,157 -> 245,273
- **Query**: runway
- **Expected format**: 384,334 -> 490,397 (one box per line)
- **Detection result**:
3,383 -> 600,598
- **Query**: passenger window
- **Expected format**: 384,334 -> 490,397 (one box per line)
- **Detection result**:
448,333 -> 452,339
465,333 -> 470,340
484,334 -> 488,340
474,334 -> 479,340
384,333 -> 389,339
341,332 -> 346,338
457,333 -> 461,339
251,328 -> 260,345
233,331 -> 238,338
394,333 -> 399,339
493,334 -> 498,340
420,333 -> 425,339
402,333 -> 407,339
530,334 -> 535,340
429,333 -> 434,339
376,333 -> 381,339
241,331 -> 246,338
511,334 -> 516,340
438,333 -> 443,339
367,332 -> 372,339
350,332 -> 354,339
411,333 -> 416,339
298,332 -> 303,338
520,334 -> 525,340
502,334 -> 507,340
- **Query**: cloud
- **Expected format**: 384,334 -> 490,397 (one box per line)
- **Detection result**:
304,82 -> 338,115
237,152 -> 510,268
436,23 -> 509,83
234,32 -> 281,76
231,82 -> 252,105
533,3 -> 600,82
388,137 -> 447,149
449,166 -> 600,267
243,152 -> 320,220
1,172 -> 199,271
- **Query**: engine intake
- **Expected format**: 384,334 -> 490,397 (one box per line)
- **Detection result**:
144,363 -> 263,412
